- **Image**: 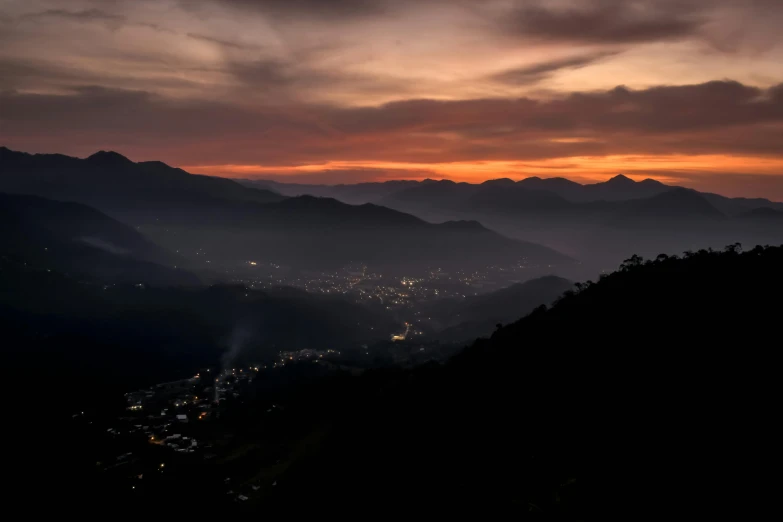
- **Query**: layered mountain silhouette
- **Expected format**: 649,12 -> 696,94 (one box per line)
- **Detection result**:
375,175 -> 729,221
243,173 -> 783,214
153,194 -> 570,271
610,187 -> 726,226
0,147 -> 571,271
248,179 -> 421,205
0,147 -> 282,218
0,192 -> 198,286
0,147 -> 282,211
239,174 -> 783,276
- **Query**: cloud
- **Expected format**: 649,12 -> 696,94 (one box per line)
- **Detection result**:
0,57 -> 214,96
3,81 -> 783,169
228,59 -> 414,102
2,0 -> 781,108
504,0 -> 705,44
21,8 -> 127,29
186,32 -> 262,50
17,6 -> 173,33
489,52 -> 618,85
326,80 -> 783,139
186,0 -> 390,19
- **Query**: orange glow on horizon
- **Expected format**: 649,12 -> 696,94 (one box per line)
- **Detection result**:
183,154 -> 783,186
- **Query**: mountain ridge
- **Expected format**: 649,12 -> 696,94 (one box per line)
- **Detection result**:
1,147 -> 570,272
0,191 -> 199,286
239,174 -> 783,209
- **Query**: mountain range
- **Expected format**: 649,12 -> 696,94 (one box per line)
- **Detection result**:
244,174 -> 783,214
1,192 -> 199,286
240,174 -> 783,274
0,147 -> 570,273
0,147 -> 282,216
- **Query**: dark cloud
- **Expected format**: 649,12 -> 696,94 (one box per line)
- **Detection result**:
506,0 -> 704,44
0,58 -> 85,91
489,52 -> 618,85
229,59 -> 413,100
187,0 -> 389,19
18,7 -> 172,33
21,8 -> 127,28
328,80 -> 783,138
230,60 -> 299,89
2,81 -> 783,167
186,33 -> 262,50
0,57 -> 210,94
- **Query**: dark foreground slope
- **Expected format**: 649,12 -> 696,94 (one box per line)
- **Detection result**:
17,246 -> 781,517
265,245 -> 781,516
423,275 -> 573,342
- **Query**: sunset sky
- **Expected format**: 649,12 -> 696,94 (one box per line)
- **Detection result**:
2,0 -> 783,198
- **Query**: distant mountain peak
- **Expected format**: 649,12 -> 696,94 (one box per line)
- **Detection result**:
626,187 -> 724,219
517,176 -> 582,188
738,207 -> 783,219
87,150 -> 133,165
606,174 -> 635,185
482,178 -> 515,186
438,219 -> 487,231
138,160 -> 171,169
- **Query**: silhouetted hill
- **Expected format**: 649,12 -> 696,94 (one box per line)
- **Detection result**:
738,206 -> 783,220
0,147 -> 283,218
377,179 -> 575,217
267,244 -> 782,516
137,194 -> 571,271
1,148 -> 569,272
463,184 -> 574,215
516,176 -> 584,199
425,275 -> 573,342
700,192 -> 783,215
241,179 -> 420,204
378,179 -> 472,209
0,192 -> 198,286
504,174 -> 669,202
264,195 -> 425,227
266,176 -> 781,277
482,178 -> 516,187
611,187 -> 725,225
240,174 -> 783,211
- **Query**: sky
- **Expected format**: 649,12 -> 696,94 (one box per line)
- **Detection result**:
1,0 -> 783,198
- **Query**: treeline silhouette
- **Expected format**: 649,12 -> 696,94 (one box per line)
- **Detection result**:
261,244 -> 781,517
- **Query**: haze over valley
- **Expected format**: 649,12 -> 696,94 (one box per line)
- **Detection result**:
3,0 -> 783,517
